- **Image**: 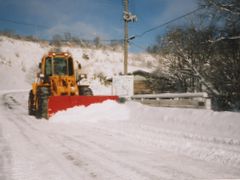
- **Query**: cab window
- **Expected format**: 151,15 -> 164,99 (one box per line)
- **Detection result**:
53,58 -> 67,75
45,57 -> 52,76
68,57 -> 74,76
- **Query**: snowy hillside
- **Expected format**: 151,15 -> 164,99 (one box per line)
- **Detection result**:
0,36 -> 157,93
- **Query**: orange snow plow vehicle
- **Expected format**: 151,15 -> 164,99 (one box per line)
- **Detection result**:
28,51 -> 119,119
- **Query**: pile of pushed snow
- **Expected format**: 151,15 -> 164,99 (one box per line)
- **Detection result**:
129,102 -> 240,140
49,100 -> 240,166
50,100 -> 130,123
51,100 -> 240,166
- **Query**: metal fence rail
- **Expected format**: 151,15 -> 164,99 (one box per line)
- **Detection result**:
131,92 -> 211,109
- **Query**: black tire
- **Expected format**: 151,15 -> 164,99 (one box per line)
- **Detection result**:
36,87 -> 50,119
78,86 -> 93,96
28,90 -> 35,115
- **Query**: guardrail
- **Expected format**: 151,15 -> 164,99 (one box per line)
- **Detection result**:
131,92 -> 211,109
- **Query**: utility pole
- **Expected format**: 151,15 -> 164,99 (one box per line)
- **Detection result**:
123,0 -> 137,75
123,0 -> 128,75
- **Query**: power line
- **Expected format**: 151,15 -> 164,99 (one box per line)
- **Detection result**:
128,7 -> 204,51
0,17 -> 123,42
0,6 -> 204,47
129,41 -> 146,50
0,18 -> 48,29
133,7 -> 203,39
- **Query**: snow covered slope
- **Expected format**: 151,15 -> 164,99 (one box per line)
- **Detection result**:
0,36 -> 157,92
0,37 -> 48,90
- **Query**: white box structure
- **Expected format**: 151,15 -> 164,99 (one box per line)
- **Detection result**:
112,75 -> 134,97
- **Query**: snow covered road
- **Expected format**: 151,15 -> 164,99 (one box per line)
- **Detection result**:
1,91 -> 240,180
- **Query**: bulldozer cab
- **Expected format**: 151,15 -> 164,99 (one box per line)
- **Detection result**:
41,53 -> 74,83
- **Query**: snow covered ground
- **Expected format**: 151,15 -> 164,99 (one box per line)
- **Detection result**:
1,36 -> 240,179
0,91 -> 240,180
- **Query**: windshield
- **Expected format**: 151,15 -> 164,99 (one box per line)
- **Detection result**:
53,57 -> 67,75
45,56 -> 74,77
45,57 -> 68,76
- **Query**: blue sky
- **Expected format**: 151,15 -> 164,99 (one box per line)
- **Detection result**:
0,0 -> 198,52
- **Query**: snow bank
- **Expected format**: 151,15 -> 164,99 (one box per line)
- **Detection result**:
49,100 -> 240,167
129,102 -> 240,140
50,100 -> 130,123
51,100 -> 240,141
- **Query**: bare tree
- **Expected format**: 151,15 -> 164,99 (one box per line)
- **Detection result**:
147,0 -> 240,110
93,36 -> 101,48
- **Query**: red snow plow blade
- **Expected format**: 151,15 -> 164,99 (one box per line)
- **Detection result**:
48,95 -> 119,117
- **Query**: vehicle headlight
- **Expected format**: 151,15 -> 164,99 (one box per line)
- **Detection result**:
70,86 -> 75,91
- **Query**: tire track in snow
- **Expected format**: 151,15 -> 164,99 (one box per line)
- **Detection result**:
0,120 -> 12,180
2,92 -> 144,180
1,92 -> 89,180
48,119 -> 240,179
71,121 -> 240,178
4,93 -> 196,179
92,121 -> 240,168
50,131 -> 196,180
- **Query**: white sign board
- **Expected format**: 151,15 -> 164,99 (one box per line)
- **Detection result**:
112,75 -> 134,97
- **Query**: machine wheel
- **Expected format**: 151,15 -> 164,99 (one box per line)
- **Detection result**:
36,87 -> 50,119
79,86 -> 93,96
28,90 -> 35,115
